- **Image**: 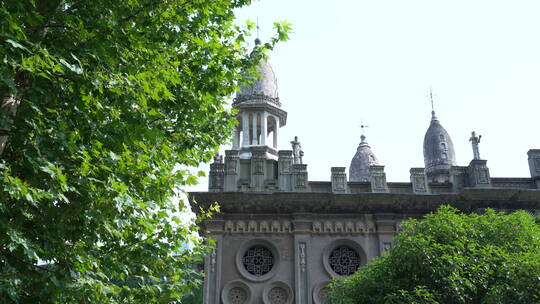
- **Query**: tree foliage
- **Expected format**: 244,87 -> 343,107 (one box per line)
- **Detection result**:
0,0 -> 290,302
328,206 -> 540,304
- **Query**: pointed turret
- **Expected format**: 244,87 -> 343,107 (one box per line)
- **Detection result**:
423,110 -> 456,182
349,135 -> 379,182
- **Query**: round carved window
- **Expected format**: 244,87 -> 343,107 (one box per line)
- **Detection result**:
263,281 -> 293,304
318,286 -> 329,302
242,245 -> 274,276
228,287 -> 248,304
328,246 -> 361,276
268,287 -> 288,304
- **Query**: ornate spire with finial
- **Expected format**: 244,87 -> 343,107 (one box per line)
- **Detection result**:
254,17 -> 261,46
422,88 -> 457,182
358,120 -> 369,142
349,122 -> 379,182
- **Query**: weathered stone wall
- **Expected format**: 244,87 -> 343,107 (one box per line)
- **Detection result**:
191,188 -> 540,304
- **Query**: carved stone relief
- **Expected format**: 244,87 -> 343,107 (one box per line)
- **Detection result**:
296,173 -> 306,187
312,219 -> 377,234
478,169 -> 489,184
299,243 -> 306,272
228,287 -> 247,304
268,287 -> 288,304
224,220 -> 293,234
414,176 -> 426,190
253,159 -> 264,175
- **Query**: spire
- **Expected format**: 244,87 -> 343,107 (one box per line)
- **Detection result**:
255,17 -> 261,46
422,98 -> 457,182
349,133 -> 379,182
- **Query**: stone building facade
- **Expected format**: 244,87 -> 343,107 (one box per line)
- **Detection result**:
189,44 -> 540,304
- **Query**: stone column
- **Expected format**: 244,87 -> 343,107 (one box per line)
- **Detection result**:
467,159 -> 491,188
242,112 -> 249,147
331,167 -> 347,193
528,149 -> 540,189
278,150 -> 293,191
273,117 -> 279,149
261,112 -> 267,146
292,164 -> 308,192
369,165 -> 388,193
252,112 -> 258,145
224,150 -> 239,191
410,168 -> 428,194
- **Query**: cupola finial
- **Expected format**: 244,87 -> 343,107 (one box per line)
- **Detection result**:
255,17 -> 261,46
358,120 -> 369,141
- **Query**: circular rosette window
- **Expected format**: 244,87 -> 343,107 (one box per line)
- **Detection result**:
236,239 -> 280,282
263,281 -> 294,304
221,281 -> 252,304
312,281 -> 331,304
243,245 -> 274,276
328,246 -> 361,276
323,239 -> 366,277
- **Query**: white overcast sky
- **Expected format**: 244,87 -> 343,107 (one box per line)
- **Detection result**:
187,0 -> 540,192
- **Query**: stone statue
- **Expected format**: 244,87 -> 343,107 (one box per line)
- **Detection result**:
469,131 -> 482,160
213,153 -> 223,164
290,136 -> 303,164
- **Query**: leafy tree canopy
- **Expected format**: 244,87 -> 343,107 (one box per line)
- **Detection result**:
0,0 -> 290,302
328,206 -> 540,304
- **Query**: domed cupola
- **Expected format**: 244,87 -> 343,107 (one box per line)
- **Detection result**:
230,39 -> 287,153
423,110 -> 456,181
349,135 -> 379,182
234,39 -> 281,108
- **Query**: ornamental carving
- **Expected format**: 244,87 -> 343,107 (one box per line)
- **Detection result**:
478,169 -> 489,183
280,160 -> 291,174
295,173 -> 307,187
223,220 -> 292,234
225,158 -> 238,175
228,287 -> 248,304
318,287 -> 329,303
242,245 -> 274,277
210,248 -> 217,272
414,176 -> 426,191
253,159 -> 264,175
299,243 -> 306,272
268,287 -> 288,304
312,220 -> 376,234
328,246 -> 361,276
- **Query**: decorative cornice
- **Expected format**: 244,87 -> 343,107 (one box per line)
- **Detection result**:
189,189 -> 540,215
233,94 -> 281,107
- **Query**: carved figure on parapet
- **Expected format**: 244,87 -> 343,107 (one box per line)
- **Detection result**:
469,131 -> 482,160
291,136 -> 304,165
213,153 -> 223,164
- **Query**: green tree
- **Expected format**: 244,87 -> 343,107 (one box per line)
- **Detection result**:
328,206 -> 540,304
0,0 -> 290,303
